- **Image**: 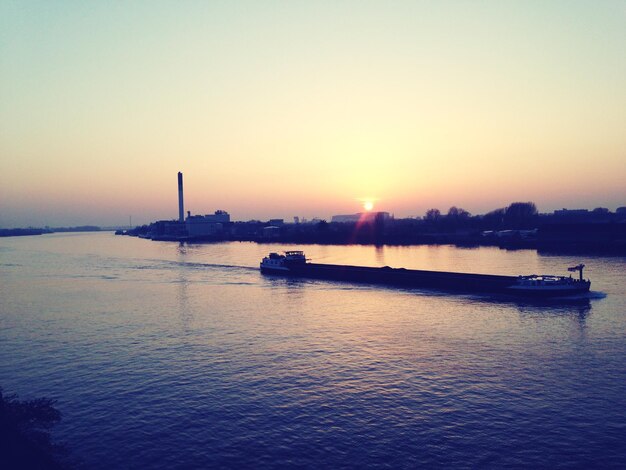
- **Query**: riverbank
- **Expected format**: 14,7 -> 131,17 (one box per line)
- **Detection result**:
118,221 -> 626,255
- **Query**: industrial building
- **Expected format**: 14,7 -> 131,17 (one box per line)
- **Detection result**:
186,210 -> 230,237
331,212 -> 392,223
144,172 -> 232,240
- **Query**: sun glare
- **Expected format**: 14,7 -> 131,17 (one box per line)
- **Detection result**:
363,201 -> 374,211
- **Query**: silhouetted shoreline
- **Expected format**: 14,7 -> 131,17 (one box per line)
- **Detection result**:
5,204 -> 625,254
118,203 -> 626,255
0,226 -> 101,237
118,224 -> 626,255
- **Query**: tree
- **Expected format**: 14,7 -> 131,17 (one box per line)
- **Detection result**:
316,220 -> 329,231
0,388 -> 67,469
425,208 -> 441,221
447,206 -> 471,219
504,202 -> 538,228
482,208 -> 506,228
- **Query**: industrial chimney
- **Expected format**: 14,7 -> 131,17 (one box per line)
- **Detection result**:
178,172 -> 185,223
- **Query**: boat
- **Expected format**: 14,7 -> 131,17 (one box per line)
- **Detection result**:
260,251 -> 307,272
260,252 -> 591,297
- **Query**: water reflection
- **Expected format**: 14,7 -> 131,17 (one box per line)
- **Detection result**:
471,293 -> 593,312
177,242 -> 192,330
374,245 -> 385,266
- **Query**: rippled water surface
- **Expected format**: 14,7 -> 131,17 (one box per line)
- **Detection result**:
1,233 -> 626,468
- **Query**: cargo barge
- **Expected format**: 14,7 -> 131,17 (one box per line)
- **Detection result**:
260,251 -> 591,297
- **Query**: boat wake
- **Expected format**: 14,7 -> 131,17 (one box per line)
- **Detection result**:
582,291 -> 607,300
540,290 -> 606,301
131,258 -> 257,272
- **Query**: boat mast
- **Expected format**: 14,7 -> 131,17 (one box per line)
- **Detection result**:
568,264 -> 585,281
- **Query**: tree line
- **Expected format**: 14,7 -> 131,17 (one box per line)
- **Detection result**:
423,202 -> 538,230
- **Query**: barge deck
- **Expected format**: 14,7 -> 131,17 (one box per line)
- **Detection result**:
260,251 -> 591,297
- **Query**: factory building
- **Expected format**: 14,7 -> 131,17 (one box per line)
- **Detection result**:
178,172 -> 185,223
331,212 -> 392,223
186,210 -> 230,238
145,172 -> 232,240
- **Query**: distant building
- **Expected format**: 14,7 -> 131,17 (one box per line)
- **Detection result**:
554,208 -> 589,217
186,210 -> 230,237
262,226 -> 281,239
231,220 -> 263,238
149,220 -> 187,240
331,212 -> 392,223
268,219 -> 284,226
553,208 -> 615,223
616,207 -> 626,215
331,213 -> 360,223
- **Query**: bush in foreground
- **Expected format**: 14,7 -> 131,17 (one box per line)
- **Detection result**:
0,387 -> 69,469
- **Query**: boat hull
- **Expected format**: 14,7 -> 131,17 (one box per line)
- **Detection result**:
504,282 -> 590,297
262,262 -> 591,297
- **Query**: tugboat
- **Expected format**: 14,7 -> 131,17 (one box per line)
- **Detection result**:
506,264 -> 591,296
260,251 -> 307,273
260,252 -> 591,297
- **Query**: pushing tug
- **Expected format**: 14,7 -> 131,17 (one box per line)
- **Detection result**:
259,251 -> 307,271
260,252 -> 591,298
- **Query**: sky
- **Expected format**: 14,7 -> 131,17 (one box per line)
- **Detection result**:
1,0 -> 625,227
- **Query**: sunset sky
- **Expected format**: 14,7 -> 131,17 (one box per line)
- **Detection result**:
1,1 -> 625,227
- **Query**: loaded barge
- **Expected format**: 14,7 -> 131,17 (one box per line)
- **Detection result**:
260,251 -> 591,297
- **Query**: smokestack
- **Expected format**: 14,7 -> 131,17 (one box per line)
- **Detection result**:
178,172 -> 184,223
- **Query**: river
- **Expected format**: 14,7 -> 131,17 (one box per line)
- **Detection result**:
1,232 -> 625,468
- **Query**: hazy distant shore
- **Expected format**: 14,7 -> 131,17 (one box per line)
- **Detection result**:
0,226 -> 102,237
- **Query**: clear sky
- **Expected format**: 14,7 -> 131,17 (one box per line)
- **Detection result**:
1,1 -> 625,227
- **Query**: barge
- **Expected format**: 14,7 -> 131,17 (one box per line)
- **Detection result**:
260,251 -> 591,297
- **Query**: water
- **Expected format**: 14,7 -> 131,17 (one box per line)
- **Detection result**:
1,232 -> 625,468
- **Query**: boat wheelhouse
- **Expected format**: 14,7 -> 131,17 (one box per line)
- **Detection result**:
260,251 -> 307,273
505,264 -> 590,296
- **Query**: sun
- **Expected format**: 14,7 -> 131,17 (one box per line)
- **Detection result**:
363,201 -> 374,212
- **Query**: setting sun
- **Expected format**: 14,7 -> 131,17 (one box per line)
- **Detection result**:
363,201 -> 374,211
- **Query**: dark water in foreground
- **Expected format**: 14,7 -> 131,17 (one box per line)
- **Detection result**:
1,232 -> 625,469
